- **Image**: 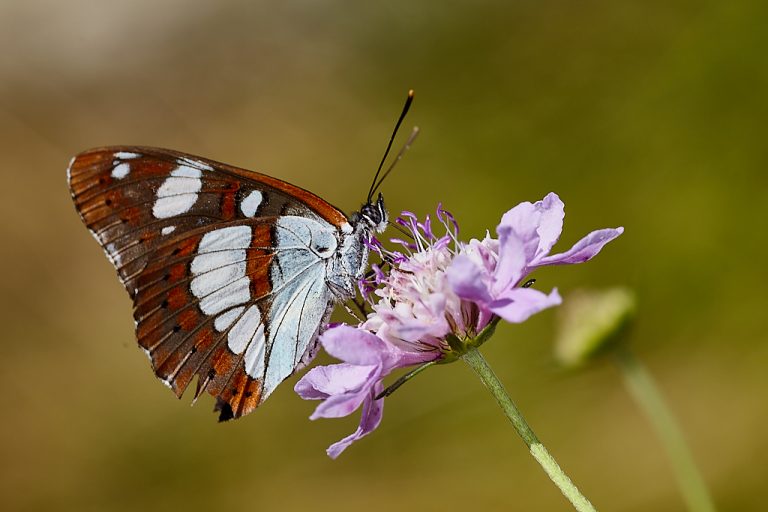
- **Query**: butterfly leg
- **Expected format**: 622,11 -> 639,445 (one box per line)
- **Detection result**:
339,301 -> 364,323
325,280 -> 365,323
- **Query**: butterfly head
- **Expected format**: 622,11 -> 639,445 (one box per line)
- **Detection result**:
354,192 -> 388,234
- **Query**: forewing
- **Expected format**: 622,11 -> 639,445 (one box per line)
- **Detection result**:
68,146 -> 348,297
68,147 -> 349,419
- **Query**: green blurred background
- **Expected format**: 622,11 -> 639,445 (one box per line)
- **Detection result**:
1,1 -> 767,510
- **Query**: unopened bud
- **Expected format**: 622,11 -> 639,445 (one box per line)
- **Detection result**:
555,288 -> 636,367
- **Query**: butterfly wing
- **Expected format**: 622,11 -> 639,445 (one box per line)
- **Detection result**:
68,147 -> 352,419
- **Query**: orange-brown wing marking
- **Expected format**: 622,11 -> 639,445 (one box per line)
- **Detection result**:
132,221 -> 276,420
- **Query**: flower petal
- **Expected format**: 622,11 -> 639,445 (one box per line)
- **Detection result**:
366,320 -> 443,364
533,192 -> 565,260
492,226 -> 526,296
447,253 -> 493,303
489,287 -> 562,323
308,364 -> 381,420
311,386 -> 372,420
320,325 -> 390,365
537,227 -> 624,266
371,295 -> 451,347
326,382 -> 385,459
294,363 -> 377,400
401,293 -> 450,339
497,192 -> 564,263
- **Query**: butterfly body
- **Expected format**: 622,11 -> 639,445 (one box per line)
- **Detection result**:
68,147 -> 387,420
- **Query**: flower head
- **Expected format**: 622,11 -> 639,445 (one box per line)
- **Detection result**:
296,193 -> 623,457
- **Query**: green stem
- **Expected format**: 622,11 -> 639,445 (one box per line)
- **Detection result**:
614,347 -> 716,512
462,346 -> 597,512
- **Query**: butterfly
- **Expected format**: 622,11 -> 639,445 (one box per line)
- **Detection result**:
67,91 -> 415,421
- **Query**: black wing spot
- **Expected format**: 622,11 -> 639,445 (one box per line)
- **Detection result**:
214,398 -> 234,422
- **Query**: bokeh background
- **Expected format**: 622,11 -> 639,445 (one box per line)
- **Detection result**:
2,1 -> 767,510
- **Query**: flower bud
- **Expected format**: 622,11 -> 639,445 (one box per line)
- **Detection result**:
555,288 -> 636,367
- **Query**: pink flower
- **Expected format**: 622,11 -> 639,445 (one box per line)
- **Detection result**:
296,193 -> 623,457
295,326 -> 435,458
447,192 -> 624,323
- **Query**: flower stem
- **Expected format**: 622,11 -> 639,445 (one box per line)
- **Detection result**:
462,346 -> 597,512
614,347 -> 716,512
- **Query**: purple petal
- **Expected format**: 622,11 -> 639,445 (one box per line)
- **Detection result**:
492,226 -> 527,295
294,363 -> 377,400
498,193 -> 565,263
537,227 -> 624,266
390,315 -> 449,343
311,381 -> 375,419
475,306 -> 494,333
533,193 -> 565,259
433,235 -> 451,249
467,236 -> 497,273
327,382 -> 385,459
320,326 -> 389,365
376,295 -> 450,344
498,201 -> 539,260
447,254 -> 493,303
370,323 -> 441,364
489,287 -> 562,323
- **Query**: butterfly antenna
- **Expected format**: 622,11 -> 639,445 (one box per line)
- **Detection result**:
370,126 -> 419,197
367,89 -> 415,203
